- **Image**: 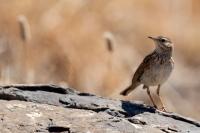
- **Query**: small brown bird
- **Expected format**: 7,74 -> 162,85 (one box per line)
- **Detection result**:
120,36 -> 174,111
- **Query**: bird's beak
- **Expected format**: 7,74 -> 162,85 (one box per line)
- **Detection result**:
148,36 -> 157,40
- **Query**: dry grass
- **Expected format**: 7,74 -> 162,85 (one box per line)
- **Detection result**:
0,0 -> 200,120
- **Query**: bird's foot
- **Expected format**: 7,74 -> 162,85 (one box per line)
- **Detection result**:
159,106 -> 167,112
153,106 -> 168,112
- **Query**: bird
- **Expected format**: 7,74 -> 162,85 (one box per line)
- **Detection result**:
120,36 -> 174,111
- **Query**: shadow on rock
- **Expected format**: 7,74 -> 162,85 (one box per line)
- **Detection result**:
121,100 -> 156,117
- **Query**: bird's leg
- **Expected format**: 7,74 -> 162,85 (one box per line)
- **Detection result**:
156,84 -> 166,111
144,85 -> 157,108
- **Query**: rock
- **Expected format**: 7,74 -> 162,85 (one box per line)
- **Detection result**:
0,84 -> 199,133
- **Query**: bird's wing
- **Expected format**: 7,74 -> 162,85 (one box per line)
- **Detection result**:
133,52 -> 156,82
120,52 -> 156,96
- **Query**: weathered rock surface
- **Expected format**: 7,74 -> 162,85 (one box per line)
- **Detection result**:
0,84 -> 199,133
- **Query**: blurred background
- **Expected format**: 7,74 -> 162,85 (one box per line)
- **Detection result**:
0,0 -> 200,120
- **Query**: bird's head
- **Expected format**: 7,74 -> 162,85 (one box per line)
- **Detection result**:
148,36 -> 173,53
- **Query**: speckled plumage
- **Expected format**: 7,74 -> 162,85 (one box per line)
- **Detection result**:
120,36 -> 174,111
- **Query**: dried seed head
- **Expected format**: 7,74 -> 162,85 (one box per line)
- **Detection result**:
103,31 -> 115,53
17,15 -> 31,42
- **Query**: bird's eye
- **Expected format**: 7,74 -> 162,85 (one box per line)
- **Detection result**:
161,39 -> 166,42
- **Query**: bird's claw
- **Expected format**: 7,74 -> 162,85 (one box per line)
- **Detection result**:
159,106 -> 167,112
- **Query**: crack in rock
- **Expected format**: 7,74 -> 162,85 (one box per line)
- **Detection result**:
127,118 -> 147,125
157,111 -> 200,127
47,126 -> 71,133
1,84 -> 77,94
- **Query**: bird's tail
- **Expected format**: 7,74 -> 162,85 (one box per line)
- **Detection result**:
120,82 -> 140,96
